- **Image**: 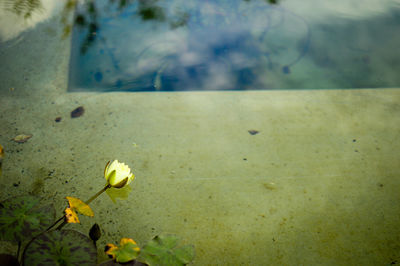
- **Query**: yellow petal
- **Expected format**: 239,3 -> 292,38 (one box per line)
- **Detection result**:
104,161 -> 111,179
105,170 -> 116,184
107,160 -> 120,175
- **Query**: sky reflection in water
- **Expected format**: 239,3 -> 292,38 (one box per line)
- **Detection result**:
65,0 -> 400,91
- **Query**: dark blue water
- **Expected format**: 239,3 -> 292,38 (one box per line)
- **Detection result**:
68,0 -> 400,92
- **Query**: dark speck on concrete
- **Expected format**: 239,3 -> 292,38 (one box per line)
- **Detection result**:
71,106 -> 85,118
248,129 -> 259,135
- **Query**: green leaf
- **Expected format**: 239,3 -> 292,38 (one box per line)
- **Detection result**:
173,245 -> 196,264
117,240 -> 141,263
23,229 -> 97,265
0,195 -> 55,242
139,234 -> 195,266
105,238 -> 140,263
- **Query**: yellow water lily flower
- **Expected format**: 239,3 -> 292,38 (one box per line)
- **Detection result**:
104,160 -> 134,188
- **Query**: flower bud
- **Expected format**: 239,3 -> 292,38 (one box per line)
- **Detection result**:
104,160 -> 134,188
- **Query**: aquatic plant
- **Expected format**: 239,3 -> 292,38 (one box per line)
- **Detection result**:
22,229 -> 97,265
0,160 -> 195,265
0,195 -> 55,242
104,237 -> 141,263
139,234 -> 195,266
104,234 -> 195,265
0,144 -> 4,176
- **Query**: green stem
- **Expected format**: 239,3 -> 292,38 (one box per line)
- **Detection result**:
55,219 -> 68,231
85,184 -> 111,205
46,215 -> 65,232
16,241 -> 21,261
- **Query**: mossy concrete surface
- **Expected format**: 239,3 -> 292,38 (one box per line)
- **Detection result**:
0,8 -> 400,266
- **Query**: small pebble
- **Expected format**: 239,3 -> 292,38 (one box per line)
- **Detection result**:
71,106 -> 85,118
248,129 -> 259,135
263,182 -> 276,190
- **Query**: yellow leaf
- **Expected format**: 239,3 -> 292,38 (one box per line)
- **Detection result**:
65,207 -> 80,223
105,238 -> 140,263
66,196 -> 94,217
105,243 -> 118,260
120,238 -> 135,246
12,134 -> 32,143
120,238 -> 140,252
0,144 -> 4,159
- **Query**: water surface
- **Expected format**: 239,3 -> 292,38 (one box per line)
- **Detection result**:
67,0 -> 400,92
